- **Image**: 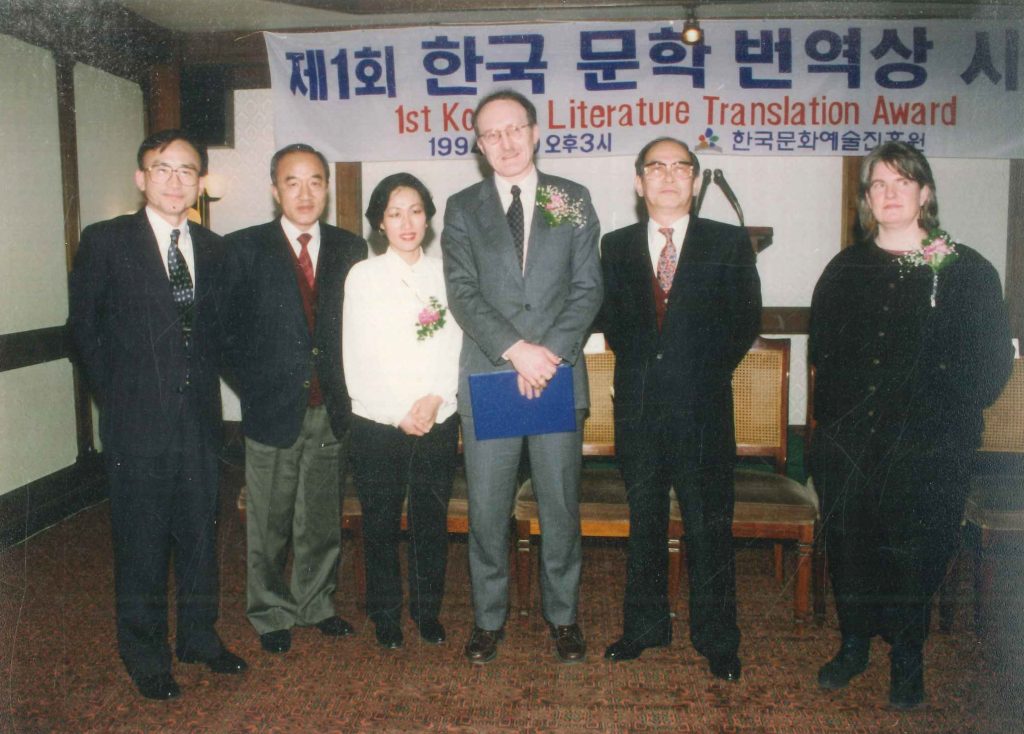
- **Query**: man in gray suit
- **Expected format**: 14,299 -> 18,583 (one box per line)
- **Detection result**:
442,89 -> 603,664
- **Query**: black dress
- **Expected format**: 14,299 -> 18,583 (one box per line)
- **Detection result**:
808,238 -> 1012,646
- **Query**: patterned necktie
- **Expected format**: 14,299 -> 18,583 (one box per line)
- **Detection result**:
167,228 -> 194,312
507,185 -> 525,270
297,232 -> 315,289
656,227 -> 677,293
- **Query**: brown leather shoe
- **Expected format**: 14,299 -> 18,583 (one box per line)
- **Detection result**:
464,626 -> 504,664
549,622 -> 586,663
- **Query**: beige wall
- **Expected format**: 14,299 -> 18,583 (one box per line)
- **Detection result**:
0,34 -> 73,496
74,63 -> 146,451
0,34 -> 144,496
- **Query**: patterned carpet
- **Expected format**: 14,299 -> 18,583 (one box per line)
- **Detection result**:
1,462 -> 1021,733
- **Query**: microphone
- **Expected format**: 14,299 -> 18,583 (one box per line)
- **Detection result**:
692,169 -> 713,217
713,169 -> 745,226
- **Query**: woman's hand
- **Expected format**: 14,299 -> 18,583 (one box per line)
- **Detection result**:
398,395 -> 444,436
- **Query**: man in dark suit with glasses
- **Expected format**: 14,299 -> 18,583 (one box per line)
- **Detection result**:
69,129 -> 247,701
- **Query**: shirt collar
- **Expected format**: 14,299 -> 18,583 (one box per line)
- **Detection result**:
647,215 -> 690,246
280,216 -> 320,245
145,207 -> 189,245
384,245 -> 425,273
494,167 -> 539,199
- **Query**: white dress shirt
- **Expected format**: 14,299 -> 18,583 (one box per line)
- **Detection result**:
494,167 -> 539,273
343,248 -> 462,427
280,217 -> 321,272
646,214 -> 689,273
146,207 -> 195,282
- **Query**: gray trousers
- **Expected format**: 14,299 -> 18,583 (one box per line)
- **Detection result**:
245,406 -> 345,634
461,410 -> 585,630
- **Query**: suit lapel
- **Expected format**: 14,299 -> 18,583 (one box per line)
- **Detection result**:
315,226 -> 339,309
624,224 -> 658,328
132,210 -> 178,324
522,175 -> 548,280
475,179 -> 524,281
269,221 -> 310,330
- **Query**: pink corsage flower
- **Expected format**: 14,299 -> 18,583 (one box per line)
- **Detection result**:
896,229 -> 960,308
536,185 -> 586,228
415,296 -> 447,340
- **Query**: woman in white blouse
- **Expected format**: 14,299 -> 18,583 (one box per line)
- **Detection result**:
342,173 -> 462,649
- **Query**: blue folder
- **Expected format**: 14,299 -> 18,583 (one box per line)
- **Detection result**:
468,363 -> 576,440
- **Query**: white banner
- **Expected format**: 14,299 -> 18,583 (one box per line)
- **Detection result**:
266,20 -> 1023,161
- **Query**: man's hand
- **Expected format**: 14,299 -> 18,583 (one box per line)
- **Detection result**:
506,341 -> 561,398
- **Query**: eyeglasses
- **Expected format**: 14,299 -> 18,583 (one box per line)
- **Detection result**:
642,161 -> 695,179
477,123 -> 533,146
145,164 -> 200,185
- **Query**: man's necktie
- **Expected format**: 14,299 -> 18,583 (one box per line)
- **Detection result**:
656,227 -> 677,294
297,232 -> 315,289
507,185 -> 525,270
167,228 -> 194,320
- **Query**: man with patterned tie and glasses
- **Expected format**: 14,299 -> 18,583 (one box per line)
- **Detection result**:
69,130 -> 247,700
442,90 -> 603,665
597,137 -> 761,681
222,144 -> 366,657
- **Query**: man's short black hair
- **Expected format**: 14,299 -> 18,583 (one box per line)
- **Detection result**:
270,143 -> 331,184
137,129 -> 208,176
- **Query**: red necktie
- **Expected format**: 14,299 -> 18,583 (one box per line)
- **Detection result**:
297,232 -> 315,289
656,227 -> 676,293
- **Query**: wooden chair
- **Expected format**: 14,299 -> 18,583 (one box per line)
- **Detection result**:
514,337 -> 819,622
939,357 -> 1024,633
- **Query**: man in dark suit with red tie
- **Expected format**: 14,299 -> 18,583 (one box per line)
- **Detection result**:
598,137 -> 761,681
223,144 -> 366,655
69,129 -> 247,700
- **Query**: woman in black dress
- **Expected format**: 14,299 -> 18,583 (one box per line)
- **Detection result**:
809,141 -> 1013,708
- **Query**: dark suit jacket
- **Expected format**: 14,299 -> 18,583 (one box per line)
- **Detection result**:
223,219 -> 366,448
599,217 -> 761,464
69,209 -> 226,457
442,172 -> 603,414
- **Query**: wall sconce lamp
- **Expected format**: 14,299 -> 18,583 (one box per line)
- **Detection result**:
197,173 -> 227,228
681,8 -> 703,46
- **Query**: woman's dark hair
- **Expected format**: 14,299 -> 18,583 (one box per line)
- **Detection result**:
364,173 -> 436,231
858,141 -> 939,239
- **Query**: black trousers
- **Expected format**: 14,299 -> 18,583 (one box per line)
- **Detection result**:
813,428 -> 970,647
349,414 -> 459,625
106,396 -> 222,678
618,414 -> 740,660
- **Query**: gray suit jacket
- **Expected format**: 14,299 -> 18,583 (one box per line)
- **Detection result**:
442,172 -> 603,416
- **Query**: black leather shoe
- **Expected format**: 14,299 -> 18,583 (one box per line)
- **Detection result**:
260,629 -> 291,654
464,627 -> 504,664
818,636 -> 870,690
315,615 -> 355,637
604,636 -> 671,662
889,643 -> 925,710
375,620 -> 404,649
180,649 -> 248,674
133,673 -> 180,700
549,622 -> 586,663
417,618 -> 446,644
709,655 -> 742,682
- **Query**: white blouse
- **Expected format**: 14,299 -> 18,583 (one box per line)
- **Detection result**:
342,248 -> 462,427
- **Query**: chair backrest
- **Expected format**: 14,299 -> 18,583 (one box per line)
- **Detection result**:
980,358 -> 1024,454
582,337 -> 791,469
732,337 -> 790,474
582,351 -> 616,456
